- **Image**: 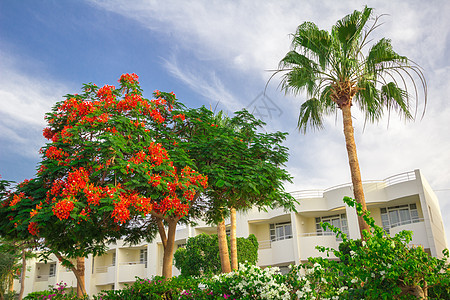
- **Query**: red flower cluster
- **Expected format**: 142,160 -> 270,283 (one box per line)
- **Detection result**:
63,167 -> 89,197
97,85 -> 116,101
172,114 -> 185,121
111,200 -> 130,224
9,193 -> 25,208
84,184 -> 105,206
53,199 -> 75,220
45,146 -> 68,161
119,73 -> 139,85
28,222 -> 39,236
150,174 -> 161,187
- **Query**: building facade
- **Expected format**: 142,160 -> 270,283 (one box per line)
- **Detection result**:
14,170 -> 448,295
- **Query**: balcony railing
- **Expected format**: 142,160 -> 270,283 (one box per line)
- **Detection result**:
36,274 -> 55,282
119,260 -> 145,266
258,240 -> 272,249
95,265 -> 113,273
289,170 -> 417,199
384,218 -> 424,231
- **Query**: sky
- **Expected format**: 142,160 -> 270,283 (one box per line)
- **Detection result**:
1,0 -> 449,243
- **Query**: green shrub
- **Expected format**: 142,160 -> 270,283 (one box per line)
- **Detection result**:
174,233 -> 258,277
23,281 -> 86,300
93,276 -> 208,300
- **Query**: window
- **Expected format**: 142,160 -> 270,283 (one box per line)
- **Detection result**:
315,214 -> 348,239
112,253 -> 116,266
380,204 -> 420,233
140,249 -> 148,267
270,222 -> 292,242
49,263 -> 56,277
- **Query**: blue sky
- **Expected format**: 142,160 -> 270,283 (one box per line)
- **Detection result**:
1,0 -> 449,242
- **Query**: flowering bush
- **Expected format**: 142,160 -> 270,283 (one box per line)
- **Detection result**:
284,197 -> 450,299
205,263 -> 291,300
23,281 -> 87,300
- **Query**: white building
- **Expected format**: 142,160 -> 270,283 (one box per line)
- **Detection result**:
14,169 -> 448,295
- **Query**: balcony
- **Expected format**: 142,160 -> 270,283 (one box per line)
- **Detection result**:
298,232 -> 341,260
118,261 -> 146,282
95,265 -> 116,286
388,219 -> 428,248
258,238 -> 295,266
34,274 -> 56,291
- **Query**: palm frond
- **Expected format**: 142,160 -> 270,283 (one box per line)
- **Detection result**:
297,98 -> 326,133
291,22 -> 331,69
381,83 -> 412,120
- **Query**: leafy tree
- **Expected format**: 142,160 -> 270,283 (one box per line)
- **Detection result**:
275,6 -> 427,236
179,108 -> 295,272
174,233 -> 258,277
0,74 -> 208,294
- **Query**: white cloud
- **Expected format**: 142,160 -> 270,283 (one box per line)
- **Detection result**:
0,51 -> 70,158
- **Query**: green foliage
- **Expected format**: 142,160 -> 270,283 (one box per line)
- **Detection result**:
23,281 -> 86,300
0,250 -> 15,298
284,197 -> 450,299
181,107 -> 296,223
174,234 -> 258,276
93,276 -> 207,300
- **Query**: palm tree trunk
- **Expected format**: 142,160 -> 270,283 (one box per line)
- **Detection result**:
230,207 -> 238,270
341,104 -> 370,237
217,218 -> 231,273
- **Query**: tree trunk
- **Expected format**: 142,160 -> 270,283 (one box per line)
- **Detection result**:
18,249 -> 26,300
217,218 -> 231,273
55,253 -> 86,296
400,284 -> 425,299
230,207 -> 238,270
341,104 -> 370,237
160,217 -> 178,278
8,272 -> 13,293
76,257 -> 86,298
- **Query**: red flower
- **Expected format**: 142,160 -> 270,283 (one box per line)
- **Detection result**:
28,222 -> 39,236
119,73 -> 139,85
53,199 -> 75,220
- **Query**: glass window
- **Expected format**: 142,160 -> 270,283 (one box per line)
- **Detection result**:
380,203 -> 421,232
49,263 -> 56,277
140,249 -> 148,267
269,222 -> 292,242
315,214 -> 349,239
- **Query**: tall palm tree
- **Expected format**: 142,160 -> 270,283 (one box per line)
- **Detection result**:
276,6 -> 426,237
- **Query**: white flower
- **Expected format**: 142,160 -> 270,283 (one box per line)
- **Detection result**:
350,250 -> 356,257
387,263 -> 392,268
362,241 -> 367,246
380,270 -> 386,276
371,273 -> 375,278
338,286 -> 348,294
351,278 -> 358,284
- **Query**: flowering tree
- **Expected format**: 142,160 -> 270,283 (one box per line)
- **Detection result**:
0,74 -> 208,294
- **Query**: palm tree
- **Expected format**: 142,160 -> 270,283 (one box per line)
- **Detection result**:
276,6 -> 426,237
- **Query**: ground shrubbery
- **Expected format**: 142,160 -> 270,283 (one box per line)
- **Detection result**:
21,198 -> 450,299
